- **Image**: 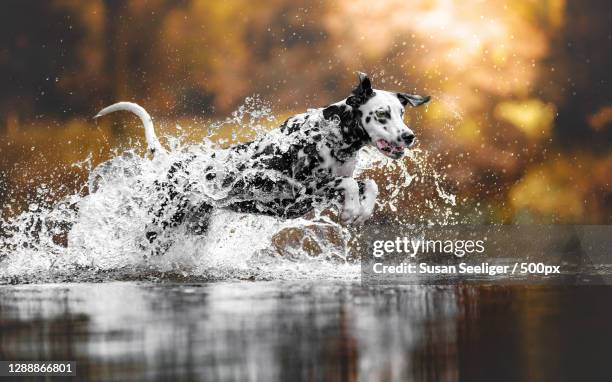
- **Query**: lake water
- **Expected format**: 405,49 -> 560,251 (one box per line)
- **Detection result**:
1,281 -> 611,381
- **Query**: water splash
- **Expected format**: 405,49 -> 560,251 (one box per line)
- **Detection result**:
0,96 -> 456,284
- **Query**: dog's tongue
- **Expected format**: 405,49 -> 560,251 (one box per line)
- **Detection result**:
376,139 -> 404,153
376,139 -> 391,151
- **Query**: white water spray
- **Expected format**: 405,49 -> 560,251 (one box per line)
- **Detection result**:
0,96 -> 456,283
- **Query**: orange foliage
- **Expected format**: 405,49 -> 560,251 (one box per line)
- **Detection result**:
0,0 -> 610,223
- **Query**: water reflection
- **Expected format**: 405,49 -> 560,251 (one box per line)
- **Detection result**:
0,282 -> 611,381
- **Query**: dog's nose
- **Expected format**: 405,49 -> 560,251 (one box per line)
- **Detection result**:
400,132 -> 415,146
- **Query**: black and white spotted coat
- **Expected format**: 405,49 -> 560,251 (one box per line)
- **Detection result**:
94,73 -> 430,247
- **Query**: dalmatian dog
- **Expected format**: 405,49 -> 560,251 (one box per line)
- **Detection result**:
95,72 -> 429,248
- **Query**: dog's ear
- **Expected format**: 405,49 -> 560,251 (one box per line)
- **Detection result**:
347,72 -> 373,107
353,72 -> 373,97
397,93 -> 431,107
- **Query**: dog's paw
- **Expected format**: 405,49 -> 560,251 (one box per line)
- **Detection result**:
340,198 -> 361,223
341,206 -> 360,223
354,179 -> 378,225
338,178 -> 361,224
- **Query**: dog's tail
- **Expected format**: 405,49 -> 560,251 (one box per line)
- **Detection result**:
94,102 -> 166,156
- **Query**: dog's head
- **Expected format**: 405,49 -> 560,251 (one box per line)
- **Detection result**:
347,72 -> 430,159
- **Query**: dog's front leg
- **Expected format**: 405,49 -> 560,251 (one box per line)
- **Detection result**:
319,178 -> 361,223
354,179 -> 379,224
319,178 -> 379,224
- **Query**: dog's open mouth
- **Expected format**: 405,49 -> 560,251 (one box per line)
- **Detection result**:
375,139 -> 406,159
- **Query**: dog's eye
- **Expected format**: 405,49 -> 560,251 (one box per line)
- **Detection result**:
375,110 -> 387,118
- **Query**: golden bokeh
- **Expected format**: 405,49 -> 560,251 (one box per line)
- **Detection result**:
0,0 -> 610,223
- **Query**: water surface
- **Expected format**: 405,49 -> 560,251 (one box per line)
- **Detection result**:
1,281 -> 611,381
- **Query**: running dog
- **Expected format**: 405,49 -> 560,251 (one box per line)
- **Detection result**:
95,72 -> 430,247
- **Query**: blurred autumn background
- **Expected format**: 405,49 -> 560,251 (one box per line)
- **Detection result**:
0,0 -> 610,224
